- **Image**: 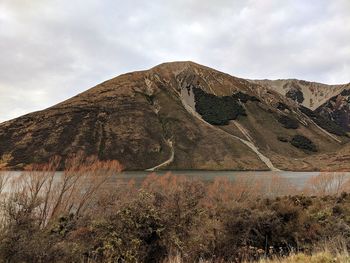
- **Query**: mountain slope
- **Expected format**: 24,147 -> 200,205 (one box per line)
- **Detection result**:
0,62 -> 349,171
316,89 -> 350,131
253,79 -> 349,110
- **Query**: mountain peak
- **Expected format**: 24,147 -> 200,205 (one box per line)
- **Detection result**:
1,62 -> 349,171
150,61 -> 217,75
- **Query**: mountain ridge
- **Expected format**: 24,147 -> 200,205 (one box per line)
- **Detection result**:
252,78 -> 350,110
1,61 -> 350,171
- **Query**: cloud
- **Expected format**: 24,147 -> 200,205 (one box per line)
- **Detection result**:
0,0 -> 349,122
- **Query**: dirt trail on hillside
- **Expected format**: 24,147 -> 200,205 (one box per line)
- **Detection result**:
179,87 -> 280,171
145,139 -> 174,171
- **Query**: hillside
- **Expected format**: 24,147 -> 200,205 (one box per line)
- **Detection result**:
253,79 -> 350,110
316,89 -> 350,131
0,61 -> 349,171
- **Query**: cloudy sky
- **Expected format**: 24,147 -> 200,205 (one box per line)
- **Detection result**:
0,0 -> 349,122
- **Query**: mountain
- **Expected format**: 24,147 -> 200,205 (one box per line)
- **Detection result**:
316,89 -> 350,132
253,79 -> 349,110
1,61 -> 349,171
254,78 -> 350,135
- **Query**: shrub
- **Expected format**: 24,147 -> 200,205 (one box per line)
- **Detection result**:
278,115 -> 299,129
290,135 -> 317,152
193,87 -> 246,125
3,167 -> 350,262
0,154 -> 122,262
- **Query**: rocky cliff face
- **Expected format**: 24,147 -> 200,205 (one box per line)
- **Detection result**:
0,62 -> 349,171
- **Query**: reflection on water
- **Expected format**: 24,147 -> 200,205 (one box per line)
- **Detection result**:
116,170 -> 323,188
0,170 -> 337,191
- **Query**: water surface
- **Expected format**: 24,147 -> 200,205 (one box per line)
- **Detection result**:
1,170 -> 335,189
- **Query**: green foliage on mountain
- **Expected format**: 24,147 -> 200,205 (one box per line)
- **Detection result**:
300,106 -> 346,136
193,87 -> 246,125
290,135 -> 317,152
278,115 -> 299,129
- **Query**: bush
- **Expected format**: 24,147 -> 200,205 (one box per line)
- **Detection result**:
4,166 -> 350,262
193,87 -> 246,125
278,115 -> 299,129
290,135 -> 317,152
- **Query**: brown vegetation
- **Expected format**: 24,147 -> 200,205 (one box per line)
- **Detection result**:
1,160 -> 350,262
2,62 -> 350,172
304,172 -> 349,196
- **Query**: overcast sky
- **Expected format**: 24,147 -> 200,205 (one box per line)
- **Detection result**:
0,0 -> 349,122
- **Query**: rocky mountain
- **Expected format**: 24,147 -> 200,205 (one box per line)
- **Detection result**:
253,79 -> 349,110
1,61 -> 350,171
316,89 -> 350,132
254,79 -> 350,133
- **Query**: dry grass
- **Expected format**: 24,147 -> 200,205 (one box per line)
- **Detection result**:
256,251 -> 350,263
164,251 -> 350,263
2,162 -> 350,262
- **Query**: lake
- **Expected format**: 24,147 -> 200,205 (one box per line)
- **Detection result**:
117,170 -> 323,187
0,170 -> 338,188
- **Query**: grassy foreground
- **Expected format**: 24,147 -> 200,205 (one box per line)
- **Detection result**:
257,252 -> 350,263
2,155 -> 350,262
164,252 -> 350,262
